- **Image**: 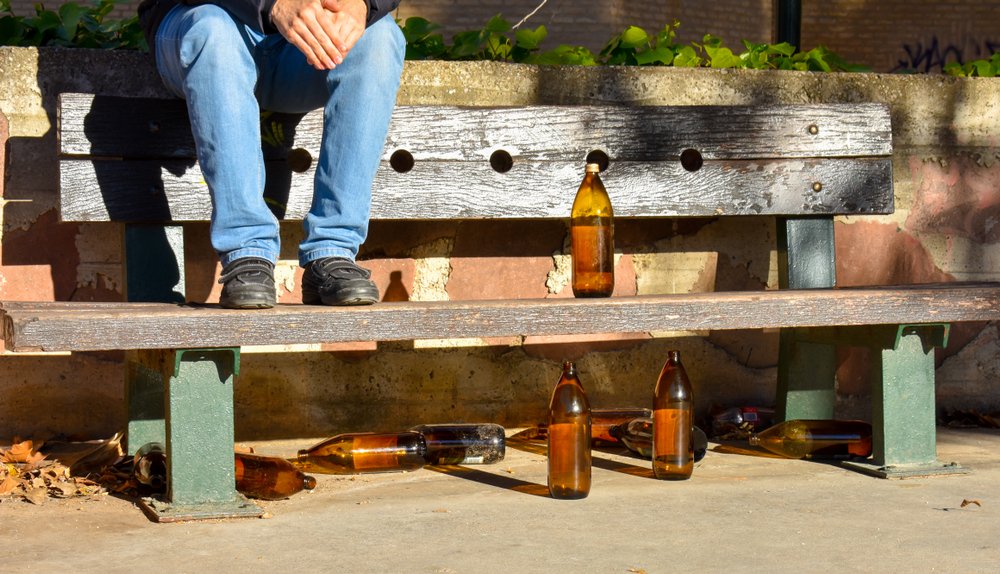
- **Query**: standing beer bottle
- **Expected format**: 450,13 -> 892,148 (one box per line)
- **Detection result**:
571,163 -> 615,297
295,431 -> 427,474
235,452 -> 317,500
652,350 -> 694,480
547,361 -> 592,499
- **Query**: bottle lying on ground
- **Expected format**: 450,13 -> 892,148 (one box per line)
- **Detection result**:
608,418 -> 708,463
134,443 -> 317,500
295,431 -> 427,474
235,452 -> 317,500
748,419 -> 873,459
409,423 -> 506,465
133,442 -> 167,490
590,407 -> 653,444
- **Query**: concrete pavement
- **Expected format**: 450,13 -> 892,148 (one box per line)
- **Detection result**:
2,427 -> 998,573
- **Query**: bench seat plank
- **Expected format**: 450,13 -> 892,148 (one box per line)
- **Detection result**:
4,283 -> 998,352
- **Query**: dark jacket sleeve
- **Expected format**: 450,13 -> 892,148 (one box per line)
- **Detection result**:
189,0 -> 400,34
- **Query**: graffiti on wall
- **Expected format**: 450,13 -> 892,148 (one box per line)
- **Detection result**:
892,36 -> 1000,73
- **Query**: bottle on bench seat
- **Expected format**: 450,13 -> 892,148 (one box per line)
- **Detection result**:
748,420 -> 873,459
547,361 -> 592,499
571,163 -> 615,298
295,431 -> 428,474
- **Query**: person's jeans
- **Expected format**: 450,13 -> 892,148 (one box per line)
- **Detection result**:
154,4 -> 405,267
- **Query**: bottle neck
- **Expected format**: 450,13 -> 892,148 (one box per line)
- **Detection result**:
748,434 -> 760,446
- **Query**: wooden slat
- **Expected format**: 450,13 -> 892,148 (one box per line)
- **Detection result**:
58,93 -> 894,222
59,157 -> 893,222
4,283 -> 998,352
58,94 -> 892,160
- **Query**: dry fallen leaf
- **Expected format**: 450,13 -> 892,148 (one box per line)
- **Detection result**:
23,487 -> 48,505
2,439 -> 46,465
0,475 -> 19,496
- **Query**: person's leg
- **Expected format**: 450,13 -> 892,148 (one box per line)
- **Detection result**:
155,4 -> 278,307
256,16 -> 405,304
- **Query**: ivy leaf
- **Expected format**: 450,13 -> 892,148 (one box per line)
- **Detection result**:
767,41 -> 796,57
399,17 -> 439,43
635,45 -> 674,66
708,46 -> 740,68
514,25 -> 547,51
619,26 -> 648,49
58,2 -> 88,41
673,45 -> 702,67
483,14 -> 511,34
973,60 -> 993,77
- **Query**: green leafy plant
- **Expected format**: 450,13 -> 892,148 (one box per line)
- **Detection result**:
0,0 -> 145,50
399,16 -> 865,72
944,53 -> 1000,77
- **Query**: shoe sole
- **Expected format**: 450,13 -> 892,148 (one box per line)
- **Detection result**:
320,285 -> 379,306
220,295 -> 276,309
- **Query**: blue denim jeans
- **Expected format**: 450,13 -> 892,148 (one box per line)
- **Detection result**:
154,4 -> 405,267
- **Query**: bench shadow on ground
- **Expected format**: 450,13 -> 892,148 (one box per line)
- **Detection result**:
425,431 -> 661,498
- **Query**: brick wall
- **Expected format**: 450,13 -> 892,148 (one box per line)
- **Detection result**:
6,0 -> 995,71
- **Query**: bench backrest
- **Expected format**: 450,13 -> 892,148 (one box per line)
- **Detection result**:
58,94 -> 893,223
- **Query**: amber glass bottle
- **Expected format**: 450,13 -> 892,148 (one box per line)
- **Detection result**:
571,163 -> 615,297
610,417 -> 709,463
295,431 -> 427,474
409,423 -> 506,465
590,407 -> 653,443
748,420 -> 873,459
133,442 -> 167,490
547,361 -> 592,499
652,350 -> 694,480
235,452 -> 317,500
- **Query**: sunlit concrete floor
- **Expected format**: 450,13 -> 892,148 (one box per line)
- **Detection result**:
2,427 -> 998,573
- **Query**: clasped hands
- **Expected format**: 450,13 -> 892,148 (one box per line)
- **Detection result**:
271,0 -> 368,70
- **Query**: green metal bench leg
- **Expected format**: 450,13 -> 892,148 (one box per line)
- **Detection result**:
138,347 -> 263,522
842,324 -> 966,479
126,350 -> 167,455
776,217 -> 837,421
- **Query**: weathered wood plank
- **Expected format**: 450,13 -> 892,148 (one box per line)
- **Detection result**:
59,157 -> 892,221
4,283 -> 998,352
59,94 -> 892,160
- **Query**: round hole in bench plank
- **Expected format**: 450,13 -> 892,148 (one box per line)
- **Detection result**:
390,149 -> 414,173
287,148 -> 313,173
585,150 -> 609,171
680,148 -> 703,172
490,150 -> 513,173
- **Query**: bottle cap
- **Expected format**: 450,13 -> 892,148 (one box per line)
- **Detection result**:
585,163 -> 600,173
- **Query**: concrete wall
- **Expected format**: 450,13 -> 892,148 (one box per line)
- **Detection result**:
5,0 -> 996,72
1,46 -> 999,442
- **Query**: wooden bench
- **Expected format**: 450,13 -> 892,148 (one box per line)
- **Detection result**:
4,94 -> 999,521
